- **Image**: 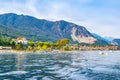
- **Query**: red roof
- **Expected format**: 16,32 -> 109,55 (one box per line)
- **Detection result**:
16,37 -> 26,41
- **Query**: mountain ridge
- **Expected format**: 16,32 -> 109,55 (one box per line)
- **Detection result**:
111,39 -> 120,46
0,13 -> 105,44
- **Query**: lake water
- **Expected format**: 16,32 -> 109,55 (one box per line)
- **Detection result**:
0,51 -> 120,80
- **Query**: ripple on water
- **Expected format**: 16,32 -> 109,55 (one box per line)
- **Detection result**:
0,51 -> 120,80
0,71 -> 28,76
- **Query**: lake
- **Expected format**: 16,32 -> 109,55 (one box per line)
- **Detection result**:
0,51 -> 120,80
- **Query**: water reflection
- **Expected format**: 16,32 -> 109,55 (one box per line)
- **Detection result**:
16,53 -> 25,71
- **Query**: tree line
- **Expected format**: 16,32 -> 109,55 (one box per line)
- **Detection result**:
0,36 -> 119,51
0,36 -> 71,51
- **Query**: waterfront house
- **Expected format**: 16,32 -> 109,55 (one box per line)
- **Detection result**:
15,37 -> 28,45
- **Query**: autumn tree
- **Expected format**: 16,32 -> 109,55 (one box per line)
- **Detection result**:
56,38 -> 69,46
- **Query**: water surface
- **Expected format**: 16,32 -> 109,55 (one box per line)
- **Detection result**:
0,51 -> 120,80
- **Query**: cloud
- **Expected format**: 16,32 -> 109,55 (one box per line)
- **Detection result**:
0,0 -> 26,14
0,0 -> 120,38
25,0 -> 42,18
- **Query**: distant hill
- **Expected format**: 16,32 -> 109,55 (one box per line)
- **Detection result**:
104,37 -> 114,42
92,33 -> 110,43
111,39 -> 120,46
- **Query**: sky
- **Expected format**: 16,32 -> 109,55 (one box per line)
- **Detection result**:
0,0 -> 120,38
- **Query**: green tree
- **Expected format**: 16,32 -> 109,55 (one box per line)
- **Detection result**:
36,42 -> 44,47
28,41 -> 35,48
26,46 -> 32,50
0,36 -> 11,46
42,45 -> 48,50
15,42 -> 23,50
10,40 -> 15,48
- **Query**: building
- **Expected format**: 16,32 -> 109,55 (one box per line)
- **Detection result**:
15,37 -> 28,45
0,46 -> 12,50
0,46 -> 2,49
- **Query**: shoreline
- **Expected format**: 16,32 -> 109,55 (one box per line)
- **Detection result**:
0,50 -> 36,53
0,49 -> 120,54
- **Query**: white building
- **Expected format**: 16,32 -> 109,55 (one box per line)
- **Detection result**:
0,46 -> 12,50
15,37 -> 28,45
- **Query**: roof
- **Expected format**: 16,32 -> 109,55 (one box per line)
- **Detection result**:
16,37 -> 26,41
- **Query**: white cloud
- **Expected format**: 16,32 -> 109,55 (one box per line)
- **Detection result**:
0,0 -> 120,38
25,0 -> 41,17
0,0 -> 26,14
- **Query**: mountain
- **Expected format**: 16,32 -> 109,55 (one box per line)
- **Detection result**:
92,33 -> 110,43
0,13 -> 97,43
111,39 -> 120,46
91,33 -> 109,46
104,37 -> 114,42
0,24 -> 21,37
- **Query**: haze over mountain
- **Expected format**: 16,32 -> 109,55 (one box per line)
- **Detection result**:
0,13 -> 111,45
92,33 -> 110,43
111,39 -> 120,46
